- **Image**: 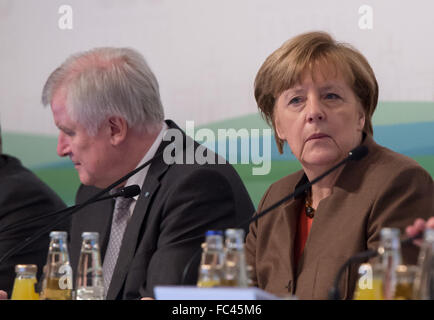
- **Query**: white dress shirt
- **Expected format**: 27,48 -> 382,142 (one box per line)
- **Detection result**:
123,122 -> 168,218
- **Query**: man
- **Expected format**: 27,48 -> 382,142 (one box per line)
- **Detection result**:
0,125 -> 67,298
41,47 -> 254,299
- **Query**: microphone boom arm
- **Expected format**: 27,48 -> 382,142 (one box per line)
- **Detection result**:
0,149 -> 161,266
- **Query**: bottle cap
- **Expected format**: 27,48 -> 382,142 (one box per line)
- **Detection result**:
49,231 -> 68,239
81,232 -> 99,240
424,228 -> 434,242
205,230 -> 223,237
15,264 -> 37,274
224,229 -> 245,249
225,228 -> 245,238
380,228 -> 400,238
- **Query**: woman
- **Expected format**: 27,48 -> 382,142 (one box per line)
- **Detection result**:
245,31 -> 434,299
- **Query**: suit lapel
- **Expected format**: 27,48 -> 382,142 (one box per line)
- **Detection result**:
106,174 -> 162,299
106,122 -> 178,299
96,199 -> 115,259
281,198 -> 302,292
293,145 -> 367,276
268,170 -> 305,293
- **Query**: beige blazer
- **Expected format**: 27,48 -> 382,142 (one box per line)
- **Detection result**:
245,135 -> 434,299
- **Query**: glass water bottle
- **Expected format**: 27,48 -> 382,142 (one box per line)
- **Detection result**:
222,228 -> 249,287
197,230 -> 224,287
39,231 -> 73,300
413,229 -> 434,299
75,232 -> 104,300
377,228 -> 402,300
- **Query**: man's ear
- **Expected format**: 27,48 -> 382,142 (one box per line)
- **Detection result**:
108,116 -> 128,146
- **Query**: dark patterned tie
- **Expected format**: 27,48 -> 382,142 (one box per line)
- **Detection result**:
102,196 -> 134,297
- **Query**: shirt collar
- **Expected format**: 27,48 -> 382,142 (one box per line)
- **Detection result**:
124,122 -> 168,201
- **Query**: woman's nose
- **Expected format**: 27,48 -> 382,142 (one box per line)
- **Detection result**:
306,96 -> 326,122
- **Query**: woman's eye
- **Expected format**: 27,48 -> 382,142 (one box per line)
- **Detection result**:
288,96 -> 303,105
325,93 -> 341,100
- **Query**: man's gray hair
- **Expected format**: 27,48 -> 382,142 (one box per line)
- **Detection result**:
42,47 -> 164,135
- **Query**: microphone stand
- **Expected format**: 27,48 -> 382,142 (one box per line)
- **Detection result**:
0,186 -> 140,235
0,185 -> 141,266
0,148 -> 164,266
237,145 -> 368,228
181,145 -> 369,285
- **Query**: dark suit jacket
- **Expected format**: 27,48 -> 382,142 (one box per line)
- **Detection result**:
245,134 -> 434,299
69,120 -> 255,299
0,154 -> 67,296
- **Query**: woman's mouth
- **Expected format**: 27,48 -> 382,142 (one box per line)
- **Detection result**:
306,133 -> 331,142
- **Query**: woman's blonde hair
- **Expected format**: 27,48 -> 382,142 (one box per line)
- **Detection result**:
254,31 -> 378,153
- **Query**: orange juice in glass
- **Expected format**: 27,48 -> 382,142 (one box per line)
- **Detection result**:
11,264 -> 40,300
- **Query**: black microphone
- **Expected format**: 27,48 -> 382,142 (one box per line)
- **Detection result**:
0,185 -> 141,236
110,185 -> 141,199
328,232 -> 424,300
0,184 -> 141,265
181,145 -> 369,284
